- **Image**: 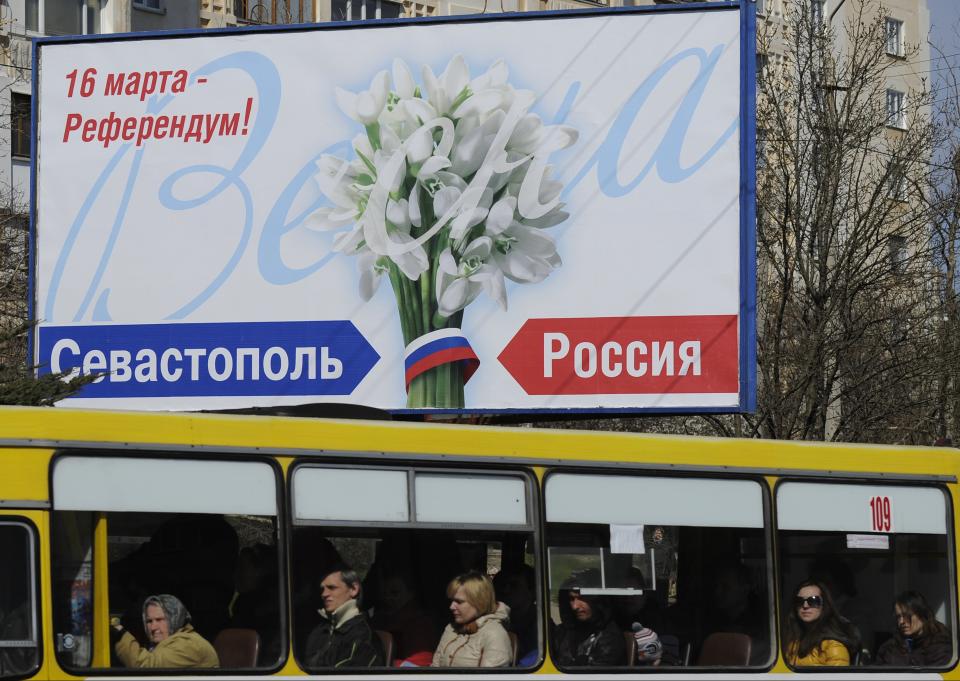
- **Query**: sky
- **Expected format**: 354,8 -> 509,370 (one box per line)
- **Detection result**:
927,0 -> 960,113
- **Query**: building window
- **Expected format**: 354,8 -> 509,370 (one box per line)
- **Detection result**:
810,0 -> 825,27
331,0 -> 402,20
133,0 -> 163,9
888,234 -> 908,273
756,0 -> 766,16
885,18 -> 904,57
25,0 -> 100,36
757,127 -> 768,169
888,163 -> 908,201
756,53 -> 769,92
886,89 -> 906,129
236,0 -> 315,23
10,93 -> 30,160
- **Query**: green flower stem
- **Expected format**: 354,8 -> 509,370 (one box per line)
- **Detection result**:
389,192 -> 465,409
364,122 -> 381,151
387,266 -> 409,342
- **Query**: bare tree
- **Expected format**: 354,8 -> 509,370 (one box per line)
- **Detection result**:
0,17 -> 92,404
747,0 -> 942,442
926,34 -> 960,445
525,1 -> 951,444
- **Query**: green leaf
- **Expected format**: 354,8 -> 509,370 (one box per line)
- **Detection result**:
355,148 -> 377,175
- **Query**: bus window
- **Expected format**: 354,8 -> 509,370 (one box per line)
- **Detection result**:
777,481 -> 956,670
545,472 -> 773,670
51,456 -> 282,672
290,465 -> 540,671
0,522 -> 39,678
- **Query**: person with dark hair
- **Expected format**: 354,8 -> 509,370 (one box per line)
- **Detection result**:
304,565 -> 384,668
876,591 -> 952,666
551,569 -> 626,667
432,571 -> 512,667
228,543 -> 280,665
369,571 -> 437,667
493,565 -> 538,666
783,580 -> 857,667
291,530 -> 344,652
112,594 -> 219,668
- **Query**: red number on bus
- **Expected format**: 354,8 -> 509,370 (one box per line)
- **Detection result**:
870,496 -> 892,532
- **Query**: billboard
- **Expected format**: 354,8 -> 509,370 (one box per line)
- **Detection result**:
32,3 -> 755,413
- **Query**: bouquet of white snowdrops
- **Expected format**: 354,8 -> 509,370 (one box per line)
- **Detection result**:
307,55 -> 578,408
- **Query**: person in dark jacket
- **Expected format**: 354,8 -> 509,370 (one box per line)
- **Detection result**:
876,590 -> 951,667
551,569 -> 626,667
493,565 -> 538,666
228,543 -> 280,665
304,565 -> 383,668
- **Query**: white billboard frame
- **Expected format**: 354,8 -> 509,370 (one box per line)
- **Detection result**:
30,1 -> 757,415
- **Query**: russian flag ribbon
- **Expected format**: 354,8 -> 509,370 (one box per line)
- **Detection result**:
404,328 -> 480,392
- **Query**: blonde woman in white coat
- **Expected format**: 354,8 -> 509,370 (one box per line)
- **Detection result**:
432,571 -> 512,667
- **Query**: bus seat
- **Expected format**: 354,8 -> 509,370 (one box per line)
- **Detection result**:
213,628 -> 261,668
508,632 -> 519,665
623,631 -> 636,666
696,632 -> 751,666
659,633 -> 682,664
375,630 -> 395,666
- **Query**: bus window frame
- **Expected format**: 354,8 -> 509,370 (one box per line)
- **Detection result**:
541,466 -> 777,673
0,516 -> 42,681
287,458 -> 544,673
48,449 -> 289,676
290,462 -> 535,531
773,476 -> 958,673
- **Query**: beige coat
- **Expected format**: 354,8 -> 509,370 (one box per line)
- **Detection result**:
432,602 -> 512,668
115,625 -> 219,669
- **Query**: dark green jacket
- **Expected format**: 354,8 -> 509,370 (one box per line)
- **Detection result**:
304,600 -> 383,668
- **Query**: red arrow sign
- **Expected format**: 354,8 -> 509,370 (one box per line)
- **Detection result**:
497,315 -> 739,395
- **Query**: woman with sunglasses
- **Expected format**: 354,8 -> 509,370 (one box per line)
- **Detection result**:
783,580 -> 857,666
876,590 -> 951,666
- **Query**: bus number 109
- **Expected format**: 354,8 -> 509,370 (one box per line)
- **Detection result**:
870,495 -> 892,532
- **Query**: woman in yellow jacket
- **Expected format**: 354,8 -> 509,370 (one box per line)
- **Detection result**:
112,594 -> 219,669
783,580 -> 857,667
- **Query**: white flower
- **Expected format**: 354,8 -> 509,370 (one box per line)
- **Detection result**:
392,58 -> 417,100
508,116 -> 578,156
422,55 -> 470,116
303,156 -> 363,246
433,184 -> 492,241
358,251 -> 389,300
335,70 -> 390,125
314,53 -> 577,318
491,221 -> 561,284
436,239 -> 506,316
469,59 -> 509,92
482,195 -> 561,283
449,110 -> 506,178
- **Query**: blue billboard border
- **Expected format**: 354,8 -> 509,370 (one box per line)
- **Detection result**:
29,0 -> 757,416
27,38 -> 38,371
740,0 -> 758,414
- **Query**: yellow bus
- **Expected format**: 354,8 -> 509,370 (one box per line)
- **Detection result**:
0,405 -> 956,678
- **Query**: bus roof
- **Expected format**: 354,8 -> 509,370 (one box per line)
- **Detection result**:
0,406 -> 955,484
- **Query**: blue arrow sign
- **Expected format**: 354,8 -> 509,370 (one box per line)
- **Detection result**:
38,320 -> 380,398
